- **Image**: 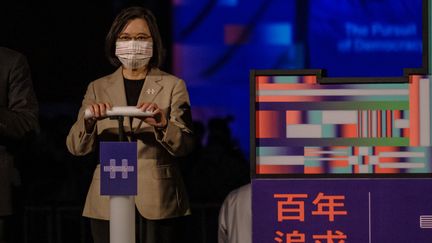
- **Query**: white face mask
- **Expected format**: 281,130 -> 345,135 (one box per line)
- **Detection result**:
115,40 -> 153,69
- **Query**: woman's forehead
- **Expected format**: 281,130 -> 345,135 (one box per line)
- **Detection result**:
121,18 -> 150,34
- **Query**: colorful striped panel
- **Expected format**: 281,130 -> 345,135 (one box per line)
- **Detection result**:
255,75 -> 432,175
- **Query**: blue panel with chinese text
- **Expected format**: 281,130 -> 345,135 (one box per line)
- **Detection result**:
253,179 -> 432,242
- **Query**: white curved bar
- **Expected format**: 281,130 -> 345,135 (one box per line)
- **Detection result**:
84,106 -> 153,119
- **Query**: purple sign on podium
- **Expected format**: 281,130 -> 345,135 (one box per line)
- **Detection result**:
100,142 -> 137,195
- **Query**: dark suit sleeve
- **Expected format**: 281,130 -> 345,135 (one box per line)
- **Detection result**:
0,53 -> 39,145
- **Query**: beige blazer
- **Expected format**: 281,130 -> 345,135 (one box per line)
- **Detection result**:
66,67 -> 194,220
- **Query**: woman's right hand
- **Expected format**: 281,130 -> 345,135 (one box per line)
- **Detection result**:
84,102 -> 112,132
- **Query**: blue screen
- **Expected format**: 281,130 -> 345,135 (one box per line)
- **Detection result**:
308,0 -> 422,77
173,0 -> 299,155
172,0 -> 424,157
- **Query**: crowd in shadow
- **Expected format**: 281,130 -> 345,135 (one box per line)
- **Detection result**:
4,112 -> 250,243
181,116 -> 250,204
179,116 -> 251,243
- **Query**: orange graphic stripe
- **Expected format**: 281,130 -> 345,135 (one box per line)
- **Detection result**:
377,110 -> 382,138
256,76 -> 270,83
304,75 -> 317,84
286,110 -> 301,124
256,111 -> 280,138
386,110 -> 392,138
257,96 -> 319,102
257,83 -> 318,90
342,124 -> 357,138
409,75 -> 420,146
368,110 -> 372,138
374,146 -> 400,173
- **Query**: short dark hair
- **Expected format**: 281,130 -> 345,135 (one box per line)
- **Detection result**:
105,6 -> 164,69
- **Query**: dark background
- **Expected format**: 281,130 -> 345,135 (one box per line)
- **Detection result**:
0,0 -> 250,242
0,0 -> 424,242
0,0 -> 172,105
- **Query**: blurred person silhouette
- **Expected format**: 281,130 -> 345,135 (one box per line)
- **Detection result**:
66,6 -> 194,243
189,116 -> 249,203
0,47 -> 39,243
179,120 -> 205,192
191,120 -> 205,152
207,116 -> 235,148
23,114 -> 87,206
218,183 -> 251,243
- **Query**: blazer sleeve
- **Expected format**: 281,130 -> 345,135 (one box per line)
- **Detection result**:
0,53 -> 39,146
218,197 -> 229,243
66,82 -> 97,156
154,79 -> 194,157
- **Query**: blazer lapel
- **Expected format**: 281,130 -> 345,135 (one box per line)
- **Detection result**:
132,68 -> 163,131
104,68 -> 132,133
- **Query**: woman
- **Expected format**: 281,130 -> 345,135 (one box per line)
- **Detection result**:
66,6 -> 193,243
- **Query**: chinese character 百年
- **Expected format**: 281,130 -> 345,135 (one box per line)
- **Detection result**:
312,192 -> 348,221
274,194 -> 308,222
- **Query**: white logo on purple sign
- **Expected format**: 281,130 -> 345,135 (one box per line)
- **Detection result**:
420,215 -> 432,229
103,159 -> 135,179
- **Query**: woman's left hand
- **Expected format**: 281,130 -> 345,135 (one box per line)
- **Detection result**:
136,102 -> 167,129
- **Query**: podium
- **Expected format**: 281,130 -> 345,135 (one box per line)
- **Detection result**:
85,107 -> 153,243
101,116 -> 136,243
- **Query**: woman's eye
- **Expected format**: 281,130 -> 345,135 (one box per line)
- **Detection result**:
118,36 -> 131,41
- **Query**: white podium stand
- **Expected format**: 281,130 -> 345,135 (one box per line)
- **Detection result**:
110,196 -> 135,243
86,107 -> 152,243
